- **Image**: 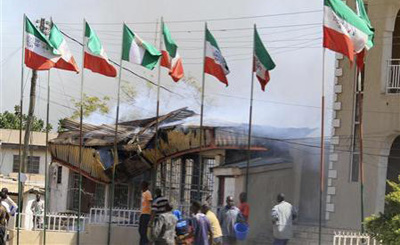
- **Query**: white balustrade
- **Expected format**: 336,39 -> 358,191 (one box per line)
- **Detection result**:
333,231 -> 381,245
89,207 -> 140,227
14,212 -> 89,232
387,59 -> 400,93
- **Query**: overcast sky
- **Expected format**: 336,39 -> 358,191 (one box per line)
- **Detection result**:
1,0 -> 335,135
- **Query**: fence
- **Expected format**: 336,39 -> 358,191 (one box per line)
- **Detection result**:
89,207 -> 140,226
387,59 -> 400,93
14,212 -> 89,232
333,232 -> 381,245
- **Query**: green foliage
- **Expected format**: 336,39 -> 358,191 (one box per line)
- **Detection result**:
365,177 -> 400,244
70,94 -> 110,120
0,105 -> 52,132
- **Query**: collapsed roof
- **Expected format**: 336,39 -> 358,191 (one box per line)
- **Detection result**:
49,107 -> 312,183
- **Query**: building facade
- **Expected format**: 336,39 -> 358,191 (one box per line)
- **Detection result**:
325,0 -> 400,230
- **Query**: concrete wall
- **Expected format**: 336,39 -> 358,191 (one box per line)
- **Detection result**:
8,225 -> 139,245
245,165 -> 294,241
49,164 -> 70,213
326,0 -> 400,230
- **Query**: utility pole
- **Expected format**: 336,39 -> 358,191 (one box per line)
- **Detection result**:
22,18 -> 49,173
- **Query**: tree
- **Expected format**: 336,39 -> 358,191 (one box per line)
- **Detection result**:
0,105 -> 52,132
70,93 -> 110,120
365,177 -> 400,244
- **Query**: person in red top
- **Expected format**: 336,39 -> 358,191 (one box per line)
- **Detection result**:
238,192 -> 250,223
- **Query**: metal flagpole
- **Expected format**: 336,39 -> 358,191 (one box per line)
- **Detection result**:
106,23 -> 124,245
44,69 -> 51,245
198,22 -> 207,201
245,24 -> 256,194
318,47 -> 326,245
17,13 -> 26,245
357,66 -> 365,233
154,17 -> 162,191
77,18 -> 86,245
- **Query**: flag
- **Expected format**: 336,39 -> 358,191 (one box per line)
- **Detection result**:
253,28 -> 276,91
323,0 -> 374,63
49,23 -> 79,73
24,16 -> 61,70
84,22 -> 117,77
204,27 -> 229,86
355,0 -> 374,70
160,22 -> 184,82
122,24 -> 161,70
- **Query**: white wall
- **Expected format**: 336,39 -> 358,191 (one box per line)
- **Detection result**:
0,147 -> 50,176
49,164 -> 70,213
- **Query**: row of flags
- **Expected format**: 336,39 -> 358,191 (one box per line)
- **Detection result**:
23,0 -> 375,94
23,16 -> 275,91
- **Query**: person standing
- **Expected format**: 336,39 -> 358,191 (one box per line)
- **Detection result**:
0,193 -> 10,245
218,196 -> 241,244
271,193 -> 297,245
190,201 -> 213,245
149,202 -> 177,245
151,189 -> 169,218
30,194 -> 44,230
238,192 -> 250,223
139,181 -> 152,245
1,188 -> 17,217
202,203 -> 223,245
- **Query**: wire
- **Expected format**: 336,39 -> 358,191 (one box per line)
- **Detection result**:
55,9 -> 322,26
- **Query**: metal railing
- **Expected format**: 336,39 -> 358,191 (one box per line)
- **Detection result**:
333,232 -> 381,245
89,207 -> 140,226
14,212 -> 89,232
387,59 -> 400,93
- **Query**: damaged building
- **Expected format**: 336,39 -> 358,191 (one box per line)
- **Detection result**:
48,107 -> 324,242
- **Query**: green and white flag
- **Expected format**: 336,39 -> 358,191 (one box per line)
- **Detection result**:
24,16 -> 61,70
122,24 -> 161,70
253,28 -> 275,91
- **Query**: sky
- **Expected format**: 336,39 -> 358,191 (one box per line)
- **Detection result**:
0,0 -> 335,135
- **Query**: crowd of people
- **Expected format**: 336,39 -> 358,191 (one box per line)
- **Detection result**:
138,181 -> 297,245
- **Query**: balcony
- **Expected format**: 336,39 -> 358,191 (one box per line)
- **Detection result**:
387,59 -> 400,93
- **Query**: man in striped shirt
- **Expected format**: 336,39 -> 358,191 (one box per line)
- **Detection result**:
152,189 -> 169,216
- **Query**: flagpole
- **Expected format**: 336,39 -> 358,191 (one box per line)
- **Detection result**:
154,17 -> 163,191
106,23 -> 124,245
43,69 -> 51,245
318,47 -> 326,245
17,13 -> 26,245
198,22 -> 207,201
357,66 -> 365,233
245,24 -> 256,194
77,18 -> 86,245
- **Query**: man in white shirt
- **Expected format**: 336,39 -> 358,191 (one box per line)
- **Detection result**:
271,193 -> 297,245
1,188 -> 17,216
31,194 -> 44,229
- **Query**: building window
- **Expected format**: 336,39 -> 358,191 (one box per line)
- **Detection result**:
94,183 -> 105,207
350,70 -> 364,182
113,184 -> 128,208
57,166 -> 62,184
13,155 -> 40,174
67,172 -> 80,211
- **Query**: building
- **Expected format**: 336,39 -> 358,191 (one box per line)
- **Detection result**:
325,0 -> 400,231
0,129 -> 57,229
47,107 -> 331,243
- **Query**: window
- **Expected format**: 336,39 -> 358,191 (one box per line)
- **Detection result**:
67,172 -> 80,211
57,166 -> 62,184
13,155 -> 40,174
94,183 -> 105,207
350,68 -> 364,182
113,184 -> 128,208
